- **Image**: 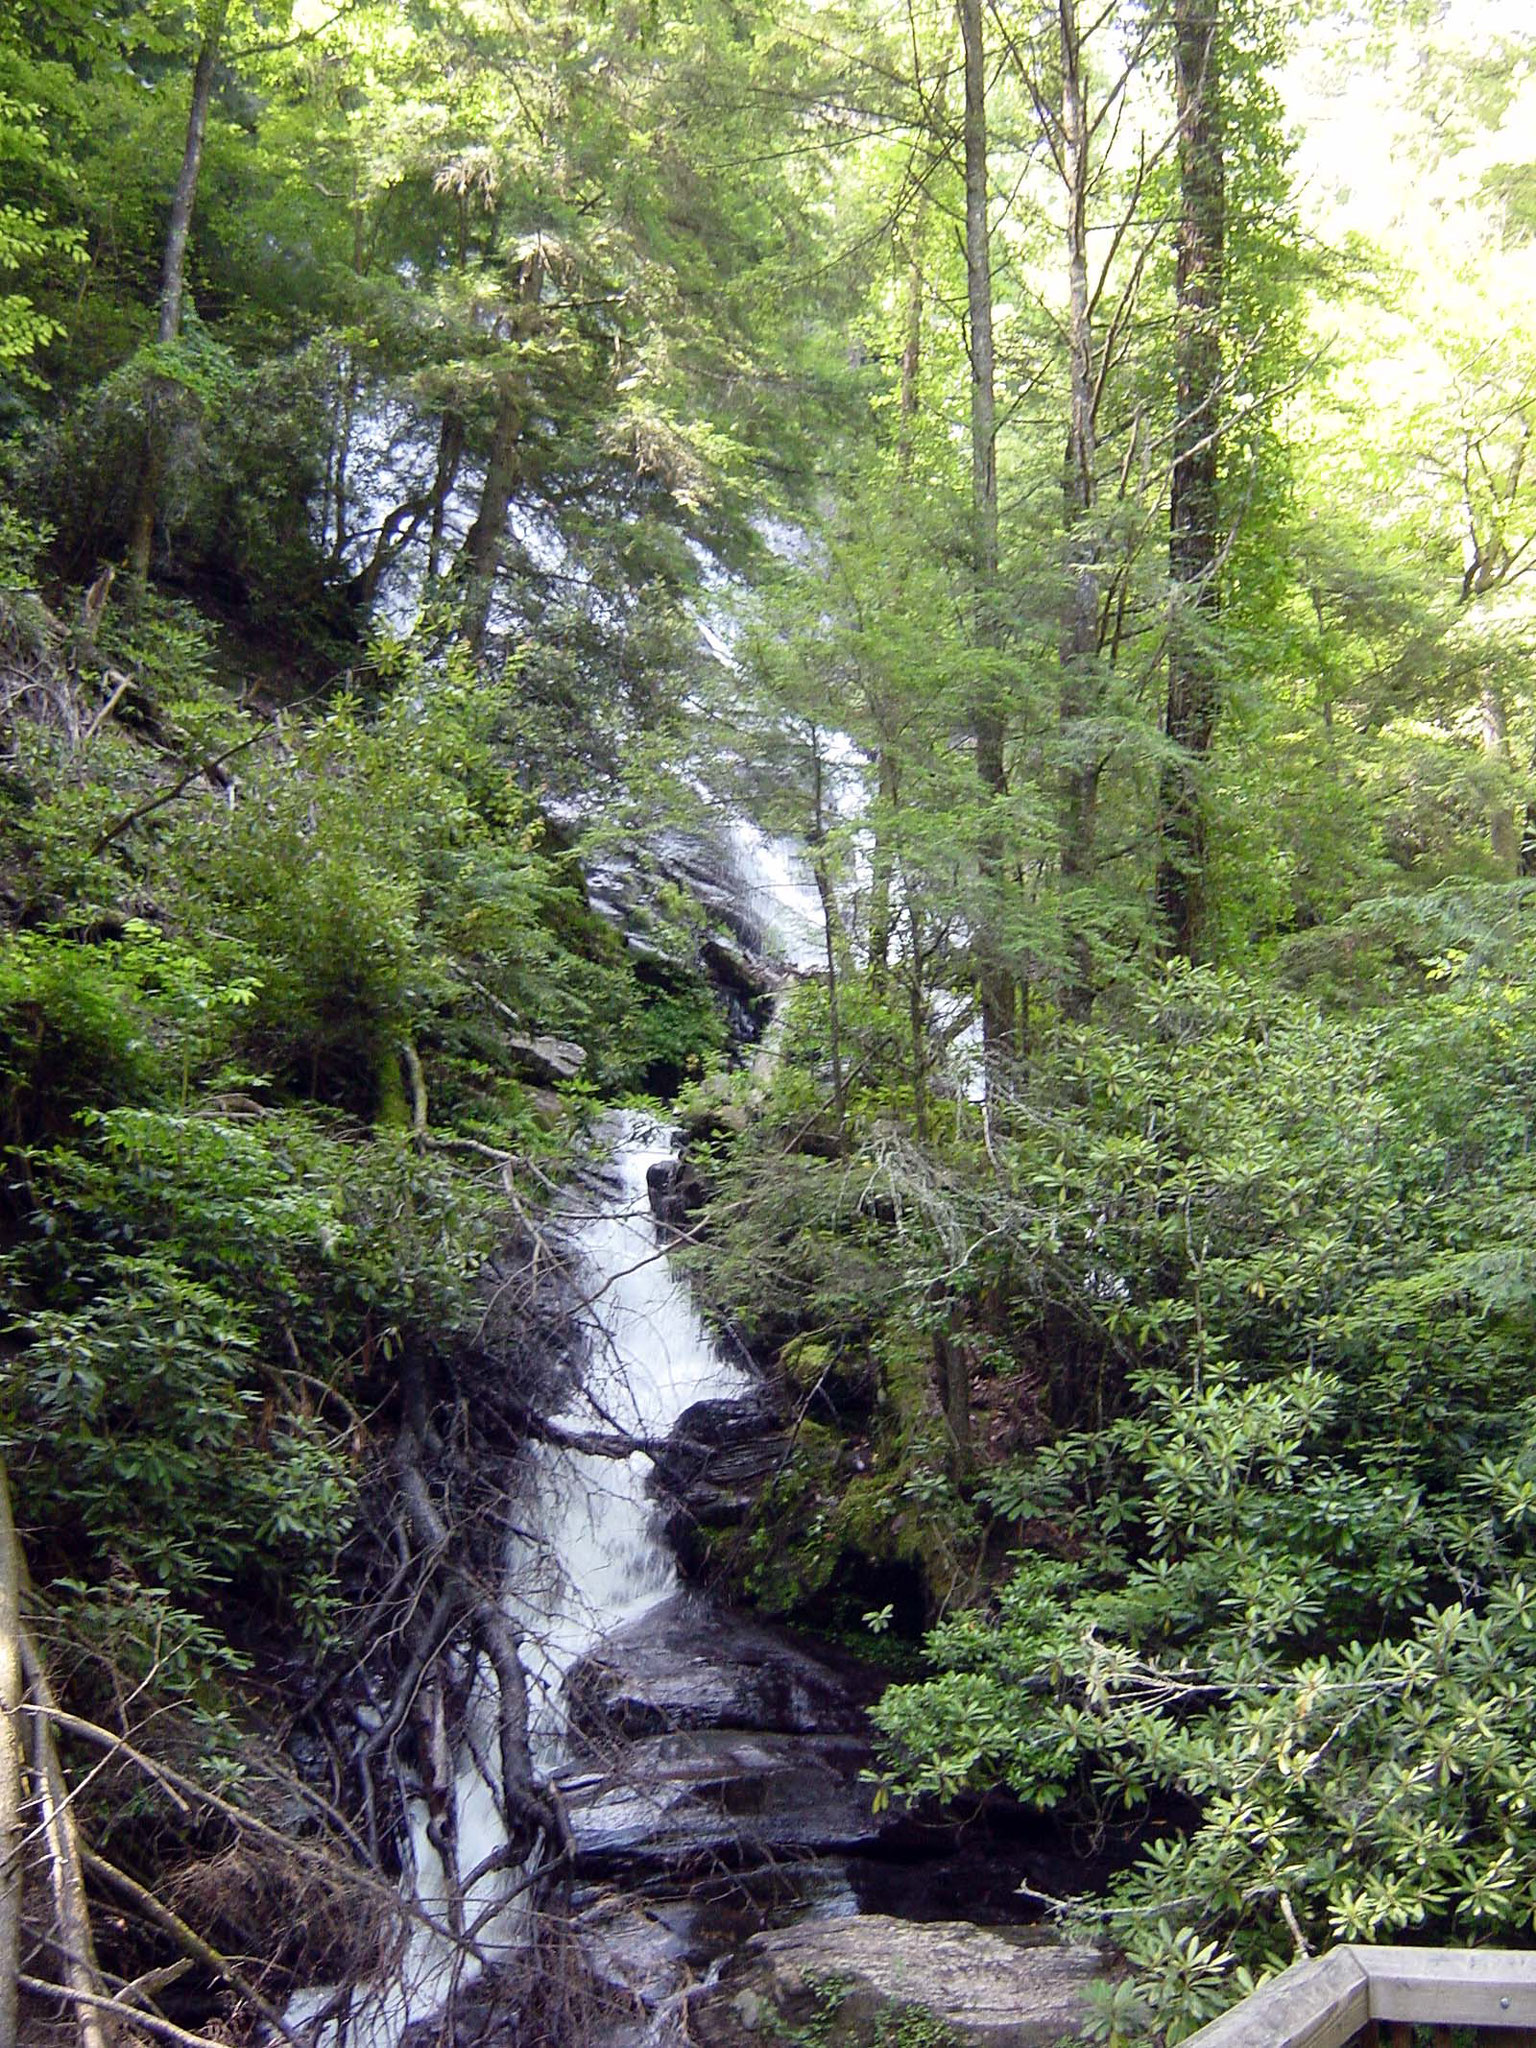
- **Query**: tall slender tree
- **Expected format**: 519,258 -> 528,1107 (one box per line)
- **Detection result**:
957,0 -> 1017,1083
1155,0 -> 1226,957
125,0 -> 232,603
1057,0 -> 1101,1016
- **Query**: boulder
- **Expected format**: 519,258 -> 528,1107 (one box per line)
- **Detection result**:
652,1397 -> 786,1497
559,1729 -> 881,1876
506,1033 -> 587,1086
651,1398 -> 789,1573
691,1918 -> 1109,2048
566,1591 -> 881,1742
561,1594 -> 893,1885
575,1889 -> 700,2038
646,1155 -> 711,1236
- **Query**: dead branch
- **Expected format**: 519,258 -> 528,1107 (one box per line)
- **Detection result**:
81,1848 -> 306,2048
0,1462 -> 23,2048
18,1623 -> 113,2048
18,1974 -> 210,2048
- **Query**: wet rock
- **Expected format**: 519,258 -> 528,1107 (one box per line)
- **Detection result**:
651,1398 -> 788,1572
561,1596 -> 895,1889
581,830 -> 780,1043
576,1890 -> 700,2032
677,1071 -> 754,1144
567,1591 -> 882,1742
691,1918 -> 1109,2048
506,1033 -> 587,1085
560,1730 -> 882,1876
657,1396 -> 786,1486
646,1155 -> 710,1236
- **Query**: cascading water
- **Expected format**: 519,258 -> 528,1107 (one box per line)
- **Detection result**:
514,1117 -> 750,1757
288,1114 -> 747,2046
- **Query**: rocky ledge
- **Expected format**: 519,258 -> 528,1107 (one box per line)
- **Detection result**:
559,1591 -> 889,1878
648,1396 -> 789,1573
692,1918 -> 1109,2048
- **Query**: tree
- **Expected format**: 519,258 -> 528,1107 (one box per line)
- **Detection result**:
1155,0 -> 1226,958
957,0 -> 1017,1081
125,0 -> 234,603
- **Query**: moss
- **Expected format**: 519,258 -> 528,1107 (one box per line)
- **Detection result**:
782,1335 -> 836,1387
374,1040 -> 410,1128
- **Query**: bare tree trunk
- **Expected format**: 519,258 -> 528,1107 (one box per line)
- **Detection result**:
957,0 -> 1015,1085
867,752 -> 899,991
1154,0 -> 1225,959
126,0 -> 230,604
460,385 -> 522,662
1058,0 -> 1100,1018
0,1461 -> 23,2048
869,229 -> 927,993
809,730 -> 846,1139
897,230 -> 924,482
1481,678 -> 1520,873
428,411 -> 466,584
18,1630 -> 111,2048
460,245 -> 544,661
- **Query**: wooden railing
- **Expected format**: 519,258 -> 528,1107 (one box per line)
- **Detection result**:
1182,1948 -> 1536,2048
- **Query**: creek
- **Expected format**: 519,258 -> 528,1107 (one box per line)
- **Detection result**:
290,833 -> 1086,2048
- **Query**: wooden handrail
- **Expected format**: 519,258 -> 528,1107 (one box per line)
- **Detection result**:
1181,1947 -> 1536,2048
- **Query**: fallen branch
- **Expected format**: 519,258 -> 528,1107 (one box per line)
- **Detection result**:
18,1624 -> 111,2048
81,1850 -> 306,2048
87,720 -> 275,856
18,1973 -> 212,2048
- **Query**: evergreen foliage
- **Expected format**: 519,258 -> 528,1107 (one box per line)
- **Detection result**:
5,0 -> 1536,2036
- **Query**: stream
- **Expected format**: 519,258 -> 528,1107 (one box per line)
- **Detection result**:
290,1116 -> 769,2046
288,839 -> 1071,2047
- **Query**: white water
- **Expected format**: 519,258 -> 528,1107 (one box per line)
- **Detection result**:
515,1119 -> 749,1755
287,1115 -> 746,2046
726,819 -> 825,974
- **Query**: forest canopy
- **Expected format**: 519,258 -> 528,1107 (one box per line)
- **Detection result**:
3,0 -> 1536,2041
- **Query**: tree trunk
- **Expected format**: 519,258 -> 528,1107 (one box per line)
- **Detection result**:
1154,0 -> 1225,959
1481,678 -> 1520,874
809,731 -> 846,1139
957,0 -> 1015,1084
1058,0 -> 1100,1018
0,1460 -> 22,2048
934,1329 -> 972,1481
428,411 -> 466,584
460,244 -> 544,662
897,229 -> 924,482
460,385 -> 522,662
126,0 -> 229,604
867,751 -> 899,991
18,1630 -> 110,2048
869,229 -> 927,993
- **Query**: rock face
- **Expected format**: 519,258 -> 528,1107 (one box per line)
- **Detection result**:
646,1154 -> 711,1238
582,829 -> 782,1044
560,1592 -> 889,1880
557,1730 -> 881,1875
568,1590 -> 880,1740
692,1919 -> 1108,2048
506,1033 -> 587,1085
650,1398 -> 789,1571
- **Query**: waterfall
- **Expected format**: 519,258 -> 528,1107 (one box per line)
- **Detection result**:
514,1115 -> 749,1757
285,1114 -> 746,2046
724,819 -> 825,974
